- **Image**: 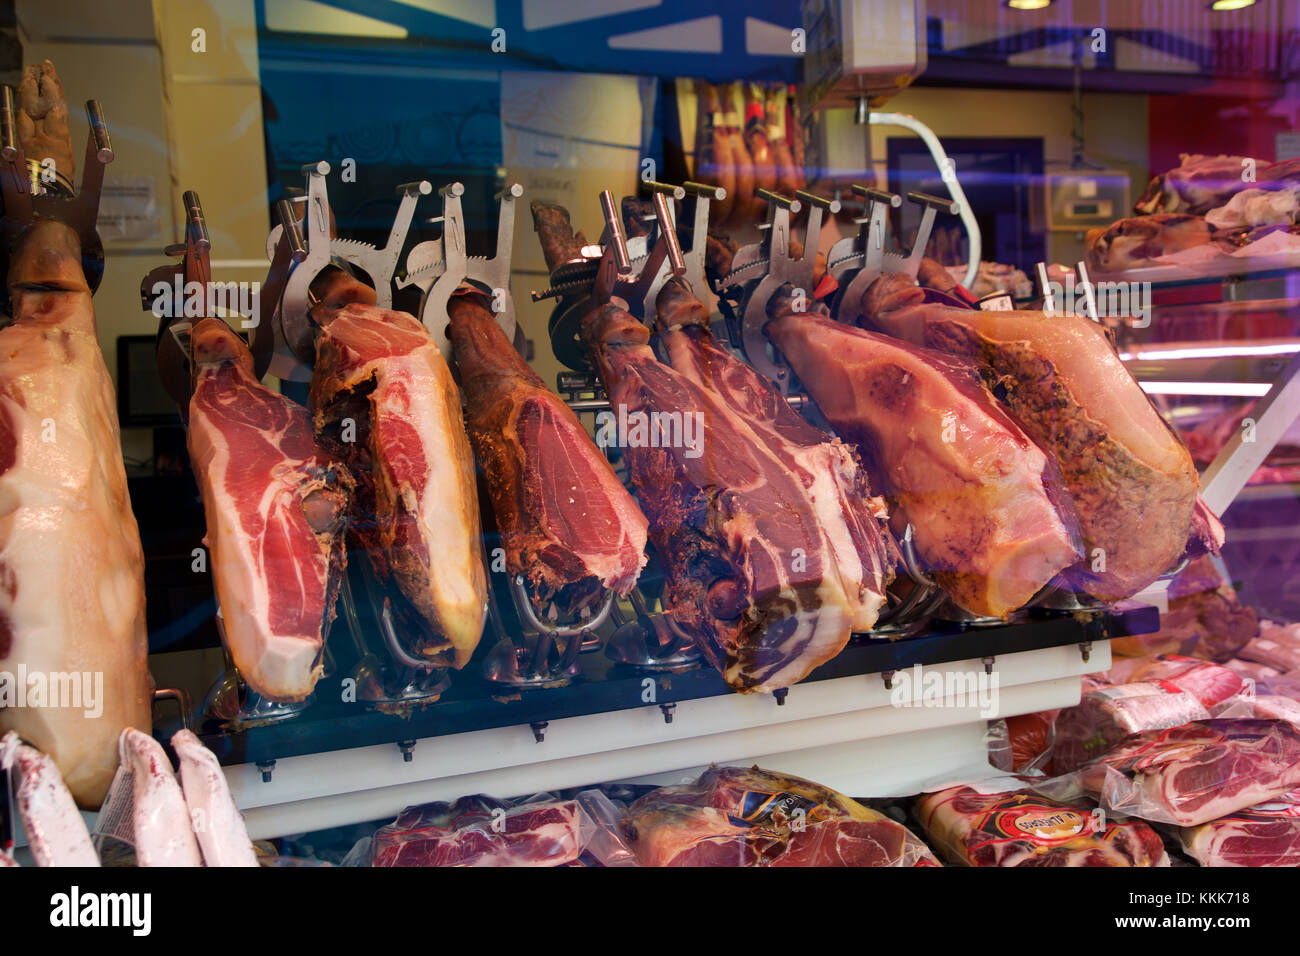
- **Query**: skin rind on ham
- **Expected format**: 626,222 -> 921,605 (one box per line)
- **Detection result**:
862,273 -> 1203,602
0,220 -> 150,808
188,318 -> 351,701
1,730 -> 100,866
311,304 -> 487,667
767,307 -> 1081,618
447,290 -> 647,603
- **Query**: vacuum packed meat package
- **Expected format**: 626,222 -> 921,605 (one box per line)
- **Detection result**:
1100,655 -> 1247,713
371,790 -> 634,867
532,201 -> 894,692
0,215 -> 152,807
1084,213 -> 1217,271
1178,790 -> 1300,866
118,728 -> 202,867
1,731 -> 100,866
1079,719 -> 1300,827
860,272 -> 1210,602
767,303 -> 1081,618
1238,622 -> 1300,673
1110,556 -> 1256,660
171,729 -> 257,867
187,318 -> 352,701
446,289 -> 647,606
916,785 -> 1167,867
624,765 -> 939,866
1052,682 -> 1211,774
310,303 -> 487,667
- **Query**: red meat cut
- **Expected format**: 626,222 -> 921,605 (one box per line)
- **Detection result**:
371,795 -> 583,867
624,766 -> 939,867
1179,790 -> 1300,867
917,786 -> 1168,867
188,318 -> 352,701
1080,719 -> 1300,827
446,289 -> 648,606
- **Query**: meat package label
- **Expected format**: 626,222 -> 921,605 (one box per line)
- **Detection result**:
728,790 -> 831,829
965,796 -> 1149,851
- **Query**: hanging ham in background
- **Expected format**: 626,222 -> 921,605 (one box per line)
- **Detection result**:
188,318 -> 352,701
743,83 -> 776,222
768,303 -> 1082,618
695,82 -> 736,227
860,273 -> 1207,602
719,83 -> 755,231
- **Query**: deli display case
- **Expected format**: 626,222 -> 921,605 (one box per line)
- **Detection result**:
3,0 -> 1300,881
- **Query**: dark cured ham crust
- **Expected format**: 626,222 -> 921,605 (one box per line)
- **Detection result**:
447,290 -> 647,604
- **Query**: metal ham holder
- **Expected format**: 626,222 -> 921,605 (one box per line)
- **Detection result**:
0,88 -> 112,295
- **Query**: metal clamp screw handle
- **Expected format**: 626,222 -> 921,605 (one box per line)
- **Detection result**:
907,190 -> 961,215
652,191 -> 686,277
757,188 -> 802,214
275,198 -> 306,263
599,188 -> 631,274
796,189 -> 841,214
683,180 -> 726,201
851,184 -> 902,208
641,180 -> 686,201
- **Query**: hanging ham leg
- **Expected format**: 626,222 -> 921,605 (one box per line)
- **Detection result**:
767,85 -> 800,199
188,318 -> 352,701
310,304 -> 487,667
696,83 -> 736,227
767,301 -> 1082,618
446,289 -> 648,606
743,83 -> 776,222
860,274 -> 1204,601
0,63 -> 150,809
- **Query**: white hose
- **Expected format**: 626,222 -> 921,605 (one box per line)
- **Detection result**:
869,111 -> 982,290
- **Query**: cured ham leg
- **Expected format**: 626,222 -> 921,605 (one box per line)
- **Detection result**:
447,290 -> 647,605
655,280 -> 893,634
310,304 -> 487,667
1,731 -> 100,866
695,83 -> 736,227
767,305 -> 1081,618
188,318 -> 352,701
861,274 -> 1204,601
0,61 -> 149,808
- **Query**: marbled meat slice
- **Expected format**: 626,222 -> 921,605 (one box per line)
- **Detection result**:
310,304 -> 487,668
625,766 -> 939,866
1080,719 -> 1300,827
372,795 -> 583,867
188,318 -> 351,701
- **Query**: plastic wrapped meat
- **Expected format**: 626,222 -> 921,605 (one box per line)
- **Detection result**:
1052,682 -> 1210,774
171,729 -> 257,867
372,795 -> 586,867
120,729 -> 202,867
1,731 -> 99,866
1080,719 -> 1300,827
1102,655 -> 1247,712
1179,790 -> 1300,866
624,766 -> 939,866
1254,695 -> 1300,726
1238,623 -> 1300,673
917,786 -> 1167,867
